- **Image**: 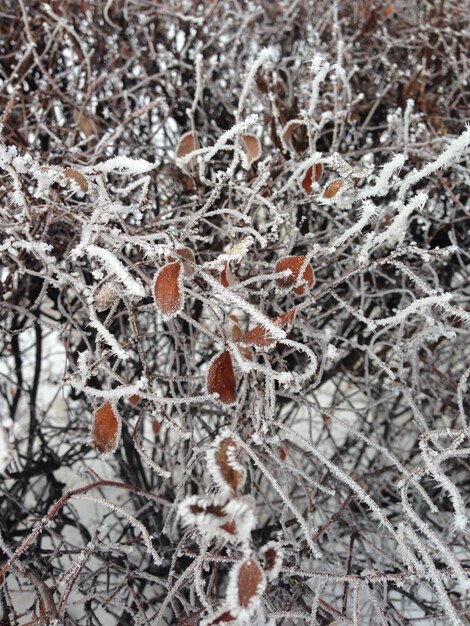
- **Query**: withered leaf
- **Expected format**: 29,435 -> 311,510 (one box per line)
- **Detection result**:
301,163 -> 323,193
323,178 -> 344,199
207,350 -> 237,405
242,307 -> 297,348
241,134 -> 262,166
63,168 -> 88,192
90,401 -> 121,455
153,261 -> 184,319
214,437 -> 245,493
169,247 -> 195,278
275,256 -> 315,295
176,131 -> 198,158
237,558 -> 265,608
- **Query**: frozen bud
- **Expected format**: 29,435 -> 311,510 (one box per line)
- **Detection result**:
94,284 -> 118,311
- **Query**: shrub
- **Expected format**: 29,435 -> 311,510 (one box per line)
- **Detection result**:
1,1 -> 469,624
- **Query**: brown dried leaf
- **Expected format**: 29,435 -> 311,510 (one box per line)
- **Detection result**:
63,168 -> 88,192
282,120 -> 300,145
74,111 -> 97,138
259,542 -> 284,581
214,437 -> 245,493
189,502 -> 227,518
301,163 -> 323,193
262,547 -> 278,571
242,324 -> 276,348
153,261 -> 184,319
237,558 -> 265,608
207,350 -> 237,405
170,247 -> 195,278
90,401 -> 121,455
176,131 -> 198,158
219,262 -> 235,288
242,307 -> 297,348
323,178 -> 344,199
241,134 -> 262,166
275,256 -> 315,295
281,120 -> 306,151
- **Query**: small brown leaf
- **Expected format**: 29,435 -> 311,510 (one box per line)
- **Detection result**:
218,262 -> 234,288
262,547 -> 278,570
128,394 -> 140,405
230,315 -> 244,342
207,350 -> 237,405
176,131 -> 198,158
74,111 -> 98,138
275,256 -> 315,295
90,401 -> 121,455
213,437 -> 245,493
282,120 -> 300,145
276,307 -> 297,327
242,324 -> 275,348
259,542 -> 284,581
281,120 -> 307,151
169,247 -> 195,278
188,500 -> 239,536
231,316 -> 253,359
153,261 -> 184,319
241,134 -> 262,166
152,419 -> 161,434
301,163 -> 323,193
237,558 -> 265,609
323,178 -> 344,199
63,168 -> 88,192
242,307 -> 297,348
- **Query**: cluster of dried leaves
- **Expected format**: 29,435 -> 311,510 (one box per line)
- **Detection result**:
1,1 -> 470,625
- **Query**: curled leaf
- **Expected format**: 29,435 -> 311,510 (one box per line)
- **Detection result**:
169,247 -> 195,278
259,542 -> 284,581
207,432 -> 246,494
90,401 -> 121,455
323,178 -> 344,199
241,134 -> 262,166
176,131 -> 198,158
281,119 -> 306,151
153,261 -> 184,319
301,163 -> 323,193
274,256 -> 315,295
207,350 -> 237,405
230,315 -> 244,343
230,316 -> 253,360
219,261 -> 235,288
178,494 -> 256,542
